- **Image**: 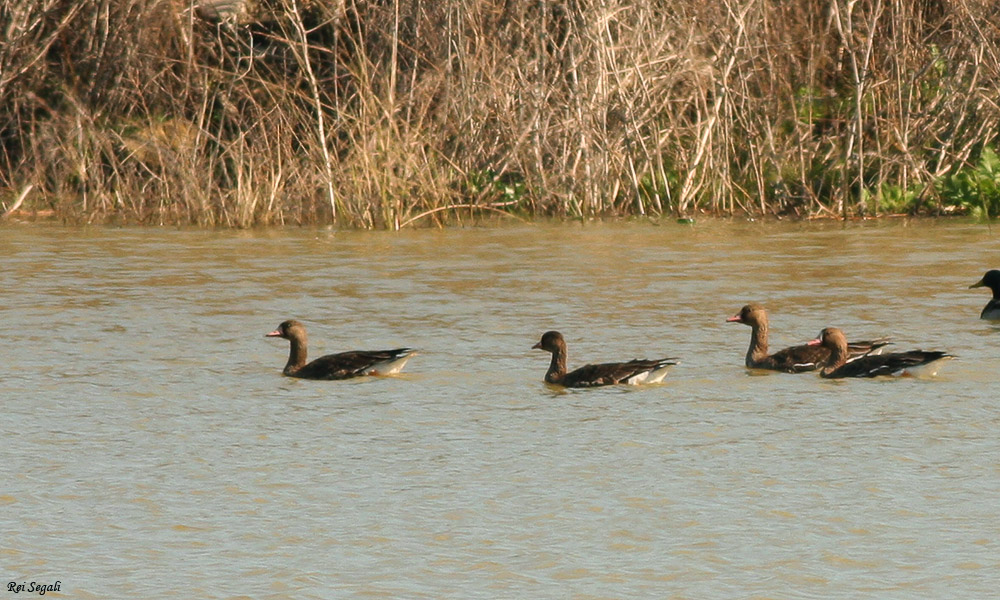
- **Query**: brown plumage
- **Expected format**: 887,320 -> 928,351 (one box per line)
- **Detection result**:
726,304 -> 890,373
532,331 -> 678,388
265,320 -> 417,380
808,327 -> 953,378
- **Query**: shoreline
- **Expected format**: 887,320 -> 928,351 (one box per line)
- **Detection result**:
0,206 -> 981,230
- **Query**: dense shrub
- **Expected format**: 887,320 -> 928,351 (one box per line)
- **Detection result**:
1,0 -> 998,226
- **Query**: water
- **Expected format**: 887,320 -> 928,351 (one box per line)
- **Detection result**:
2,220 -> 998,599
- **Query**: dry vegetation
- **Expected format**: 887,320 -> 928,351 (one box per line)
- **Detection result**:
1,0 -> 999,227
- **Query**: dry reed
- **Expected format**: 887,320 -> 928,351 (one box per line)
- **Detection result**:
1,0 -> 998,227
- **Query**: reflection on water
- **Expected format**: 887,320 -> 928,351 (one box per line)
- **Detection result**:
2,221 -> 999,598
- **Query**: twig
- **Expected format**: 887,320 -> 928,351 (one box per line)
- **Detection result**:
398,203 -> 527,229
289,0 -> 337,221
1,184 -> 34,219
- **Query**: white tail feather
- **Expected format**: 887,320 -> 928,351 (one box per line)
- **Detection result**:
624,363 -> 676,385
363,350 -> 418,376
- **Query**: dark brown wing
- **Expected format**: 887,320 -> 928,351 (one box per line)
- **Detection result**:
755,344 -> 831,373
294,348 -> 414,380
561,359 -> 677,387
847,338 -> 892,356
825,351 -> 952,378
757,338 -> 892,373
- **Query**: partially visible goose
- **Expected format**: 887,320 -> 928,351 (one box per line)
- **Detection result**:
970,270 -> 1000,320
532,331 -> 678,387
726,304 -> 890,372
266,320 -> 417,380
808,327 -> 953,378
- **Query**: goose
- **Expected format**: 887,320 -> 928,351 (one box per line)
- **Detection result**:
266,320 -> 417,380
807,327 -> 952,378
727,304 -> 889,372
970,270 -> 1000,320
532,331 -> 678,387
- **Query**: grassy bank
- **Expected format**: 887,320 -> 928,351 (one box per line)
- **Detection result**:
2,0 -> 999,227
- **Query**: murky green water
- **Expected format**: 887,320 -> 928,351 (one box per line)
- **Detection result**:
3,220 -> 998,598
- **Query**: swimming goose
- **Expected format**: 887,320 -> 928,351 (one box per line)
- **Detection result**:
532,331 -> 678,387
807,327 -> 952,378
266,320 -> 417,380
727,304 -> 890,372
970,270 -> 1000,320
